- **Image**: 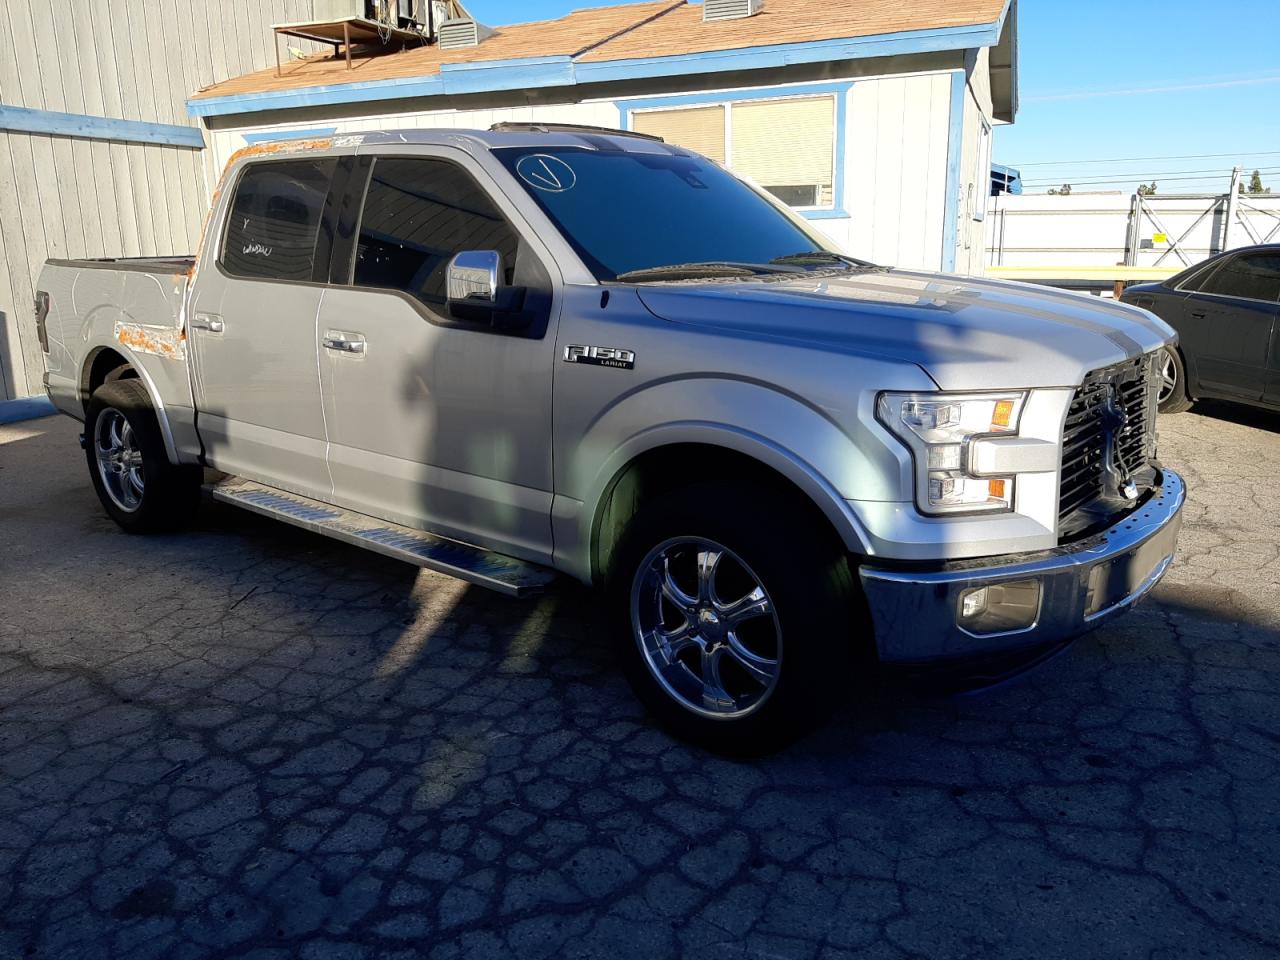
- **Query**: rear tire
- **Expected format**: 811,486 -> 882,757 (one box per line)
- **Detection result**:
1157,346 -> 1192,414
85,379 -> 201,533
606,482 -> 863,755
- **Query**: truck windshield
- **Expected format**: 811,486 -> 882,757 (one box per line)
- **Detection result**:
493,147 -> 841,281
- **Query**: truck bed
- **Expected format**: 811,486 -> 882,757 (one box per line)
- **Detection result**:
45,255 -> 196,275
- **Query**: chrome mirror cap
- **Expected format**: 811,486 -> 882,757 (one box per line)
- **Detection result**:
447,250 -> 501,303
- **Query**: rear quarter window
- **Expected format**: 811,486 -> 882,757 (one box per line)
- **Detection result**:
221,159 -> 337,282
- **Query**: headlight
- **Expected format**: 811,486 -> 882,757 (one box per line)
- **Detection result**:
877,392 -> 1027,515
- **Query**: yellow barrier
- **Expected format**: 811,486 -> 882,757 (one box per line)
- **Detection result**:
983,265 -> 1179,281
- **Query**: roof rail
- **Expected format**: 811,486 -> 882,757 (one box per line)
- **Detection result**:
488,122 -> 664,143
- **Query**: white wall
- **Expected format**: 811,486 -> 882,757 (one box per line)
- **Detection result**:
845,72 -> 953,269
984,192 -> 1280,271
0,0 -> 321,400
953,49 -> 996,276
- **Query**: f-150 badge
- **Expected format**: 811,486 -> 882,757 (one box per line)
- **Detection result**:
564,345 -> 635,370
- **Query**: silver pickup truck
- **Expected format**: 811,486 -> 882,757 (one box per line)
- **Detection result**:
37,125 -> 1184,751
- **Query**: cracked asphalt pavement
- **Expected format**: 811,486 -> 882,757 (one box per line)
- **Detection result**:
2,403 -> 1279,960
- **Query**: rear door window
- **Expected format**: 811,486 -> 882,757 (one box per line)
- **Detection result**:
351,156 -> 520,312
221,159 -> 338,282
1198,252 -> 1280,303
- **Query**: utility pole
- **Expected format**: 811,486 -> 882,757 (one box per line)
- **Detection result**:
1224,166 -> 1242,253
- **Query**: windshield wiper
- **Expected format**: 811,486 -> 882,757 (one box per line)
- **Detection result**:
768,251 -> 876,268
614,261 -> 797,283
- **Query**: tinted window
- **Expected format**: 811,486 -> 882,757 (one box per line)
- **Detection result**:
222,159 -> 337,281
352,157 -> 519,310
494,147 -> 834,280
1199,252 -> 1280,302
1173,259 -> 1223,293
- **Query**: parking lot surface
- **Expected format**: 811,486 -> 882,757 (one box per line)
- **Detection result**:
2,405 -> 1279,960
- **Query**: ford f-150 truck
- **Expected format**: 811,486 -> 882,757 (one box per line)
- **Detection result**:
36,124 -> 1184,752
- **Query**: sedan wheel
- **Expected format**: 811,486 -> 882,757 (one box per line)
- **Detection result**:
1155,346 -> 1192,414
1157,348 -> 1178,405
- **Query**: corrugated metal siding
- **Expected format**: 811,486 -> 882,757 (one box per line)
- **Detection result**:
0,0 -> 320,399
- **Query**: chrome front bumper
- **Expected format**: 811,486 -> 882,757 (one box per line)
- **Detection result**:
859,470 -> 1185,663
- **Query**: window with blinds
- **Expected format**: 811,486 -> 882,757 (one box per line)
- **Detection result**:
629,94 -> 837,209
632,105 -> 726,164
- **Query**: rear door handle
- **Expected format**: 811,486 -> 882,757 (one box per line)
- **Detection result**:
322,332 -> 367,354
190,312 -> 224,333
1189,311 -> 1207,319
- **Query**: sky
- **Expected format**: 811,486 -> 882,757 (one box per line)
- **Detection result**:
467,0 -> 1280,196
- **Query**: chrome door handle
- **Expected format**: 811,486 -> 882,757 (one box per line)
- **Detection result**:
322,333 -> 367,354
190,313 -> 224,333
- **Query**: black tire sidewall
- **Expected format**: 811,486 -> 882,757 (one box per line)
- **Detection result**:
605,483 -> 857,754
1157,346 -> 1192,415
84,379 -> 198,532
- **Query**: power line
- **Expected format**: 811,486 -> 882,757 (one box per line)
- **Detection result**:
1022,168 -> 1280,187
1021,165 -> 1280,184
1012,150 -> 1280,167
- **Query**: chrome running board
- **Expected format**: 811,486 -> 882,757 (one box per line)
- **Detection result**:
207,477 -> 556,598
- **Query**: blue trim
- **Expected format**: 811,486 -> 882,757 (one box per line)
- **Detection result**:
242,126 -> 338,143
0,396 -> 55,425
187,17 -> 1007,119
617,82 -> 852,221
941,70 -> 966,273
0,104 -> 205,148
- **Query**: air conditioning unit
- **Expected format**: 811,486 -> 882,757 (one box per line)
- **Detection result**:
438,17 -> 494,48
703,0 -> 763,21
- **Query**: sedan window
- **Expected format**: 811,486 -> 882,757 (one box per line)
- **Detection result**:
1198,252 -> 1280,303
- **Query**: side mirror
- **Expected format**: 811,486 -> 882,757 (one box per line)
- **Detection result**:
447,250 -> 501,304
445,250 -> 531,330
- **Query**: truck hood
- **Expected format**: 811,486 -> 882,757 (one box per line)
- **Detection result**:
635,268 -> 1175,391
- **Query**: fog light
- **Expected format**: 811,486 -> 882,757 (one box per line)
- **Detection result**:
957,579 -> 1041,635
1084,561 -> 1113,617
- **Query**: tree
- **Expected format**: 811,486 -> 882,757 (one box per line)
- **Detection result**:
1248,169 -> 1270,194
1137,181 -> 1158,196
1048,183 -> 1073,196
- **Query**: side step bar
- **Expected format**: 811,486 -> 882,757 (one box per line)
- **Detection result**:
207,477 -> 557,598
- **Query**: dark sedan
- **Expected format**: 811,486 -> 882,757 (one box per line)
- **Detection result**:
1121,244 -> 1280,414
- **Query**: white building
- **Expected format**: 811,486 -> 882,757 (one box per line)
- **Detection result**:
193,0 -> 1019,276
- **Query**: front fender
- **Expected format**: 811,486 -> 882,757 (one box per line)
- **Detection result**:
552,376 -> 914,582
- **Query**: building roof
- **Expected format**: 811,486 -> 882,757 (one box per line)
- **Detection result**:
189,0 -> 1014,119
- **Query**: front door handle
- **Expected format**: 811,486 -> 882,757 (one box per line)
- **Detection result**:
1189,311 -> 1207,319
322,332 -> 367,354
190,312 -> 224,333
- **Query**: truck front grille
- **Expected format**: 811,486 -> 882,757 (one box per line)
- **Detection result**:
1058,353 -> 1160,540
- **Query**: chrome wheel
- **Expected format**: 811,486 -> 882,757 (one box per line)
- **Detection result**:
630,537 -> 782,720
93,407 -> 145,512
1158,348 -> 1178,405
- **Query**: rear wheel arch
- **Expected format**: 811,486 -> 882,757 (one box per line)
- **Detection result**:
80,346 -> 179,462
82,347 -> 137,412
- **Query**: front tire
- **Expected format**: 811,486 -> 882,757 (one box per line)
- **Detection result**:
85,379 -> 201,532
606,483 -> 861,754
1157,346 -> 1192,414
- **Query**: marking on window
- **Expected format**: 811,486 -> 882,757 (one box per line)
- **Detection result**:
516,154 -> 577,193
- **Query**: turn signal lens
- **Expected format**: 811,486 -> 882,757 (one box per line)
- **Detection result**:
992,399 -> 1016,430
988,478 -> 1007,499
